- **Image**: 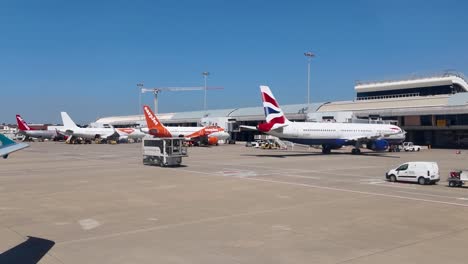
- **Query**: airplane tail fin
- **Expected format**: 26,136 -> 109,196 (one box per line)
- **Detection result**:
0,134 -> 29,159
0,133 -> 16,146
142,105 -> 172,137
16,115 -> 32,131
60,112 -> 78,129
258,85 -> 289,132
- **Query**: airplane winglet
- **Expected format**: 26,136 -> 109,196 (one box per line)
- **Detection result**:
0,134 -> 29,159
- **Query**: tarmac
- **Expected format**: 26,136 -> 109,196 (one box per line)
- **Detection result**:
2,142 -> 468,263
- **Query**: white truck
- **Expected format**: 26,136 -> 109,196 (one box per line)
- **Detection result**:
386,162 -> 440,185
142,137 -> 188,167
402,142 -> 421,152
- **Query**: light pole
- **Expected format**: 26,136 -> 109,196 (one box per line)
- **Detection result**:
137,83 -> 144,118
202,72 -> 210,111
304,52 -> 315,108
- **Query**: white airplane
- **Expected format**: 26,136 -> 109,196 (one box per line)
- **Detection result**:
0,134 -> 29,159
60,112 -> 119,141
114,128 -> 146,141
142,105 -> 230,145
243,85 -> 406,154
16,114 -> 64,141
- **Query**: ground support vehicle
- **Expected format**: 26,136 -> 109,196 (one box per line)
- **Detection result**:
448,170 -> 468,187
142,137 -> 188,167
403,142 -> 421,152
386,162 -> 440,185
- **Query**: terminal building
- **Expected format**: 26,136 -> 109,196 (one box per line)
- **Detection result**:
96,72 -> 468,148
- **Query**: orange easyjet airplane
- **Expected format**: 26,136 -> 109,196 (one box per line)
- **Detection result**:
142,105 -> 230,145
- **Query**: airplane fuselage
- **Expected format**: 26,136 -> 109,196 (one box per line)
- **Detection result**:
265,122 -> 405,147
141,127 -> 230,140
20,130 -> 57,139
67,128 -> 116,140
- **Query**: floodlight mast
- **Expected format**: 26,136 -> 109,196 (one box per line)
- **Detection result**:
202,72 -> 210,112
137,83 -> 144,118
304,51 -> 315,109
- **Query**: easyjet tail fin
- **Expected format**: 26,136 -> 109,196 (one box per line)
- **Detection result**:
60,112 -> 78,129
16,115 -> 32,131
142,105 -> 172,137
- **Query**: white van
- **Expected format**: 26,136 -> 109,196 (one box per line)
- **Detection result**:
386,162 -> 440,185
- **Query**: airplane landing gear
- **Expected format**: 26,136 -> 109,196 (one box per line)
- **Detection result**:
351,148 -> 361,155
322,145 -> 331,154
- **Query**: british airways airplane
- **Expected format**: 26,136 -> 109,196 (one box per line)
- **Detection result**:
244,85 -> 406,154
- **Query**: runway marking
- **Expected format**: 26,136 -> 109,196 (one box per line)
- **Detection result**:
230,163 -> 382,179
189,161 -> 383,179
220,170 -> 257,177
362,181 -> 418,190
57,203 -> 309,246
240,177 -> 468,208
55,222 -> 71,226
221,168 -> 321,180
192,161 -> 384,173
394,190 -> 463,200
367,181 -> 386,184
78,218 -> 101,231
273,174 -> 321,180
179,167 -> 468,207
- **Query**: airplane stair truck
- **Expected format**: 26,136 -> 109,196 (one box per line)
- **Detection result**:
273,137 -> 288,150
142,137 -> 188,167
254,134 -> 287,149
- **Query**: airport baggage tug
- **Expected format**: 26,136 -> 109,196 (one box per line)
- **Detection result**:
142,137 -> 188,167
448,170 -> 468,187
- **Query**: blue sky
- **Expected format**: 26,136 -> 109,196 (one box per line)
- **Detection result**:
1,0 -> 467,124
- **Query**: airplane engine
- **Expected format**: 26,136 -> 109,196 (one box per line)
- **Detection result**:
367,139 -> 389,151
208,137 -> 219,145
118,136 -> 129,143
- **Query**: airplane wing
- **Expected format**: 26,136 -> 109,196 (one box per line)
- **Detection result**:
103,131 -> 120,140
344,131 -> 405,143
0,134 -> 29,159
240,123 -> 288,132
239,125 -> 258,131
344,135 -> 383,142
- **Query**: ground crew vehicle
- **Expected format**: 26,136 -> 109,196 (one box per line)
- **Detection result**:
142,137 -> 188,167
448,170 -> 468,187
403,142 -> 421,152
386,162 -> 439,185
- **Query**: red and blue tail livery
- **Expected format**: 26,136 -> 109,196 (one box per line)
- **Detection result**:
258,85 -> 289,132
